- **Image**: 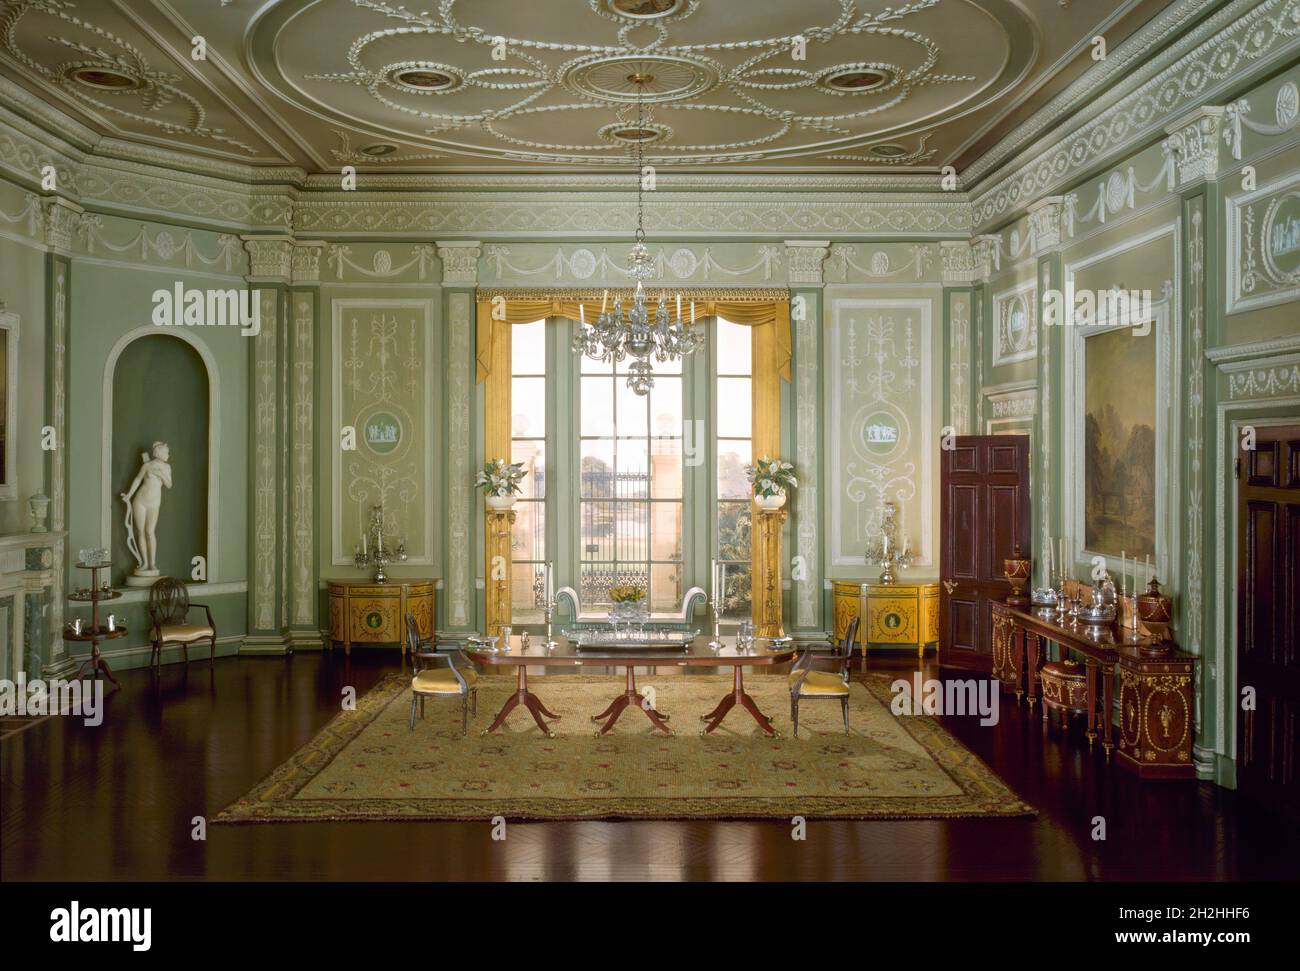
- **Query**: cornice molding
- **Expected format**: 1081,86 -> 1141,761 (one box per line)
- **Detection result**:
293,193 -> 971,240
963,0 -> 1223,187
971,0 -> 1300,230
1206,334 -> 1300,364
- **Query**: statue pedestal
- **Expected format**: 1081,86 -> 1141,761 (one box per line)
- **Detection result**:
125,571 -> 160,588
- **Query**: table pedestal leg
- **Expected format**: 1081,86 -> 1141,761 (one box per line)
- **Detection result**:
75,645 -> 119,687
593,668 -> 672,735
701,667 -> 777,736
483,666 -> 559,737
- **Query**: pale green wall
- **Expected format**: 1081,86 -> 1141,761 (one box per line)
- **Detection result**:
0,189 -> 47,533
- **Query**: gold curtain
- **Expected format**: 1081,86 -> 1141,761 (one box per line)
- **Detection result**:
475,290 -> 791,385
475,289 -> 790,628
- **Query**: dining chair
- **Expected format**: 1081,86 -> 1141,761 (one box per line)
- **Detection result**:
406,614 -> 478,735
788,616 -> 859,737
146,576 -> 217,670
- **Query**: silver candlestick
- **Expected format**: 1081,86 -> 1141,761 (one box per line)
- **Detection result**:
542,597 -> 558,650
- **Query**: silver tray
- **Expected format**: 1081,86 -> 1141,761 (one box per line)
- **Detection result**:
1077,606 -> 1115,624
563,628 -> 698,650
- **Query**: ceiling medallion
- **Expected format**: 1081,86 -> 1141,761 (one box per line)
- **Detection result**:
606,0 -> 687,20
817,64 -> 897,95
66,65 -> 143,91
564,53 -> 717,104
598,120 -> 672,145
385,64 -> 463,93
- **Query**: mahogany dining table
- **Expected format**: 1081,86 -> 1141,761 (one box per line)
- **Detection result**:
463,634 -> 797,738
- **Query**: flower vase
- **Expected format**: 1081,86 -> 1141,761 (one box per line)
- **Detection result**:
754,492 -> 786,510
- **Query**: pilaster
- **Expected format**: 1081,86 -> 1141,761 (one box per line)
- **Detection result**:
287,242 -> 325,644
784,240 -> 827,638
941,241 -> 977,437
437,242 -> 479,636
241,234 -> 294,652
42,197 -> 79,536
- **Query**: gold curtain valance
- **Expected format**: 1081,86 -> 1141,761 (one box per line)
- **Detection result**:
474,288 -> 791,384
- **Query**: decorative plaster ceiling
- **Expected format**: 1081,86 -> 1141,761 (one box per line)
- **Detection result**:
0,0 -> 1173,175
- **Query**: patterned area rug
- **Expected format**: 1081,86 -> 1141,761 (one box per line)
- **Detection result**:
216,674 -> 1033,822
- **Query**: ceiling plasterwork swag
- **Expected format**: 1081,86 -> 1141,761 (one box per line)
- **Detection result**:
258,0 -> 1024,168
0,0 -> 279,160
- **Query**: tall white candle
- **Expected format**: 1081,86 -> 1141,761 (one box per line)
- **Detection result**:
601,289 -> 608,313
1120,550 -> 1126,597
1146,554 -> 1151,587
690,301 -> 696,324
1045,535 -> 1052,580
580,304 -> 585,325
676,292 -> 682,318
719,563 -> 727,604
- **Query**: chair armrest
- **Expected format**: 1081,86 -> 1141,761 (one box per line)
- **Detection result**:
442,650 -> 472,693
187,602 -> 216,632
788,649 -> 816,693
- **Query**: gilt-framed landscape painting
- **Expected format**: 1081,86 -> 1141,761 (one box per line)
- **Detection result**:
1082,324 -> 1157,558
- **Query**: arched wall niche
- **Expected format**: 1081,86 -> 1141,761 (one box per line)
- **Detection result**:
100,328 -> 219,587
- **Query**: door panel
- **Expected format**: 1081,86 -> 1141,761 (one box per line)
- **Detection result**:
1237,426 -> 1300,824
940,435 -> 1031,671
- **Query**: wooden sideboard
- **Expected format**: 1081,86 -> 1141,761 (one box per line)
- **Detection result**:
327,579 -> 435,655
832,580 -> 939,657
991,599 -> 1197,778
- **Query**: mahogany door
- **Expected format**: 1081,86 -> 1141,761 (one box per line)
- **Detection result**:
1236,424 -> 1300,823
940,436 -> 1031,671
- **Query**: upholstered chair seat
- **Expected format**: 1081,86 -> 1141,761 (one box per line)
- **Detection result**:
788,670 -> 850,697
147,577 -> 217,669
159,623 -> 216,643
412,666 -> 478,695
788,616 -> 859,736
406,614 -> 478,735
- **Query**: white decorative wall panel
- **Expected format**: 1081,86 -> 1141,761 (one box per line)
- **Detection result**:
828,298 -> 932,569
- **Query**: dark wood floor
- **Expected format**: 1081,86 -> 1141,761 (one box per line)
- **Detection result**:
2,650 -> 1295,882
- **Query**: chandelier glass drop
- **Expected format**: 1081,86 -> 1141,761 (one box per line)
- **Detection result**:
571,83 -> 704,395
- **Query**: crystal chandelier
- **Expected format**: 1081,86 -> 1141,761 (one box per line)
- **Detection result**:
571,83 -> 704,395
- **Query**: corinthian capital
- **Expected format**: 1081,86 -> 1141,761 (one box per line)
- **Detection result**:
1162,106 -> 1227,188
436,241 -> 482,285
241,234 -> 295,281
783,240 -> 830,286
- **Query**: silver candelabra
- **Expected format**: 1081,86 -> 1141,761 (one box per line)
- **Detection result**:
864,500 -> 914,583
353,504 -> 407,583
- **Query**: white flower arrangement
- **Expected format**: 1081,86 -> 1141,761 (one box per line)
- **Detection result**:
474,458 -> 527,497
743,456 -> 797,498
